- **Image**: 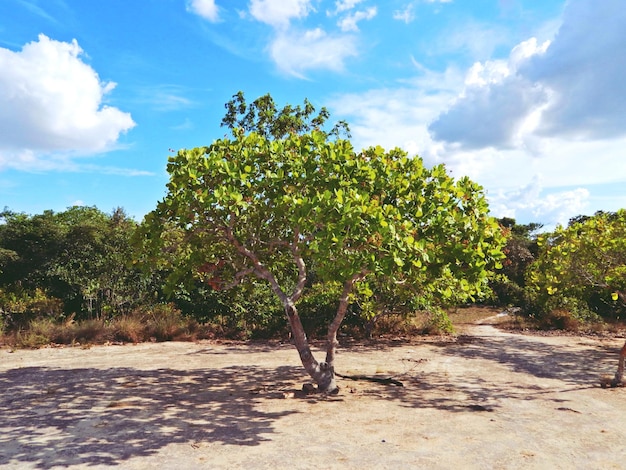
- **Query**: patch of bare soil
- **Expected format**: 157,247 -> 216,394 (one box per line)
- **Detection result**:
1,317 -> 625,469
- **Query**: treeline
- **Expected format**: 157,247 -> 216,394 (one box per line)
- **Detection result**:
1,205 -> 625,345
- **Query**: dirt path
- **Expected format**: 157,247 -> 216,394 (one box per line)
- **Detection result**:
1,320 -> 625,469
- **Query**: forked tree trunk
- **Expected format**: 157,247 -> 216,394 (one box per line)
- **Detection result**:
283,301 -> 338,394
226,224 -> 364,393
280,272 -> 367,394
612,340 -> 626,387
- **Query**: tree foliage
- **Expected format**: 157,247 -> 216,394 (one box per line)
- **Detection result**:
527,210 -> 626,322
221,91 -> 350,141
490,217 -> 542,307
0,206 -> 151,320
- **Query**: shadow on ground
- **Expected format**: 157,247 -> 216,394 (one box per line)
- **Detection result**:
337,327 -> 623,412
0,365 -> 302,468
437,329 -> 620,383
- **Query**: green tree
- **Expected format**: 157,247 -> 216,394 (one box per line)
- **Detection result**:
526,210 -> 626,385
140,94 -> 505,393
0,206 -> 150,320
490,217 -> 542,307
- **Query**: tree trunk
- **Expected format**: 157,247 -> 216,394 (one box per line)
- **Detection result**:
284,301 -> 338,393
612,340 -> 626,387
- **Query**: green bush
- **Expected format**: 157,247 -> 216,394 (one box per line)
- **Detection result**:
420,308 -> 455,335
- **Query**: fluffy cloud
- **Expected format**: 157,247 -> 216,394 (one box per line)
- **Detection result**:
270,28 -> 358,77
429,0 -> 626,149
242,0 -> 367,77
0,35 -> 135,170
329,66 -> 464,161
523,1 -> 626,139
489,177 -> 590,229
429,39 -> 550,149
334,0 -> 364,13
337,6 -> 377,32
186,0 -> 220,22
249,0 -> 312,28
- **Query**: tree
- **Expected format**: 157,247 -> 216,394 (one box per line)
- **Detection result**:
490,218 -> 542,307
526,210 -> 626,386
140,93 -> 505,393
0,206 -> 150,320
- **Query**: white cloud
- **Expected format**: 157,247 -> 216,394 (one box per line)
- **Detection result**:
0,34 -> 135,171
429,0 -> 626,149
429,41 -> 550,150
270,28 -> 358,77
249,0 -> 312,28
337,6 -> 377,32
329,66 -> 464,161
489,178 -> 590,229
334,0 -> 364,13
186,0 -> 220,22
393,4 -> 415,24
523,1 -> 626,140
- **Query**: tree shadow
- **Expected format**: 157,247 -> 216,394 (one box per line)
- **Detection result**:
336,329 -> 622,412
435,331 -> 620,383
0,365 -> 302,468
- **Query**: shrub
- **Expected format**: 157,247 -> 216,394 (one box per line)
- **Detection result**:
420,308 -> 455,335
113,315 -> 147,343
143,303 -> 190,341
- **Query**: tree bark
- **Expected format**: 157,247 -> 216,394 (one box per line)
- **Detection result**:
612,340 -> 626,387
224,221 -> 344,393
284,301 -> 338,393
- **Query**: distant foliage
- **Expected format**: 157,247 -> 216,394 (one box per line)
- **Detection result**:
0,207 -> 156,321
526,210 -> 626,326
489,218 -> 542,308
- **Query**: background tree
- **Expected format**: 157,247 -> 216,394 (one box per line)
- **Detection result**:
490,217 -> 542,308
0,206 -> 151,322
139,92 -> 506,393
525,210 -> 626,385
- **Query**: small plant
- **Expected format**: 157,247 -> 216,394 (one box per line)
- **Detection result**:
14,318 -> 57,348
144,303 -> 189,341
113,315 -> 147,343
421,308 -> 455,335
72,319 -> 111,344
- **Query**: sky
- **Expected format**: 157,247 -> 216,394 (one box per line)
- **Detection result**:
0,0 -> 625,230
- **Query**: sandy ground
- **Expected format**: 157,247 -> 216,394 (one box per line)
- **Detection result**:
1,318 -> 626,470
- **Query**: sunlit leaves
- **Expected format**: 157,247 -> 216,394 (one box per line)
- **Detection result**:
143,123 -> 505,311
527,210 -> 626,317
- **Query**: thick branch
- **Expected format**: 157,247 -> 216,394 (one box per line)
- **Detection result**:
325,270 -> 369,366
290,227 -> 307,303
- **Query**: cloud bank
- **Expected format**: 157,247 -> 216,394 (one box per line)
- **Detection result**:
429,0 -> 626,149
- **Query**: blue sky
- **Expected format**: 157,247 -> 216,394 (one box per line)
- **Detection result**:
1,0 -> 625,229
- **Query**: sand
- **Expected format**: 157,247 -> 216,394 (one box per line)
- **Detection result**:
1,318 -> 625,469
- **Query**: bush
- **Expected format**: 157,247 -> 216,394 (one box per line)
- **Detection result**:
420,308 -> 455,335
0,288 -> 64,331
537,309 -> 580,331
14,318 -> 57,348
113,315 -> 147,343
